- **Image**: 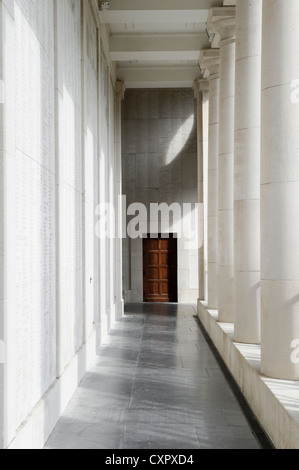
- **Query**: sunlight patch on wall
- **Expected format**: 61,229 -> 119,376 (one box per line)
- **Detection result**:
164,114 -> 195,166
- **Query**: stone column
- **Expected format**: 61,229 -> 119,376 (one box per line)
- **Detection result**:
233,0 -> 262,344
261,0 -> 299,379
207,7 -> 236,322
115,81 -> 125,318
199,49 -> 220,310
193,79 -> 209,302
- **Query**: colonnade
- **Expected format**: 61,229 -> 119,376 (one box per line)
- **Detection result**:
196,0 -> 299,381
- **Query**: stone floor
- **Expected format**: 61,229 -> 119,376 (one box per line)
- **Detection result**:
44,303 -> 266,450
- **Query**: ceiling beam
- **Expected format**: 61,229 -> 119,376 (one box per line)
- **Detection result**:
98,0 -> 215,11
109,33 -> 208,62
117,64 -> 201,89
99,10 -> 209,24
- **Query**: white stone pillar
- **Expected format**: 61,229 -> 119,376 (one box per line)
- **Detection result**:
193,79 -> 209,302
261,0 -> 299,379
115,81 -> 125,318
199,49 -> 220,310
208,7 -> 236,322
233,0 -> 262,344
193,80 -> 204,301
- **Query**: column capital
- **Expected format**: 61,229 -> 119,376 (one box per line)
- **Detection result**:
115,80 -> 126,100
206,6 -> 236,47
193,78 -> 209,100
199,49 -> 220,80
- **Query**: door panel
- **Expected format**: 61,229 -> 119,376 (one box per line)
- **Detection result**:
143,234 -> 178,303
149,253 -> 159,265
149,267 -> 159,279
161,267 -> 169,279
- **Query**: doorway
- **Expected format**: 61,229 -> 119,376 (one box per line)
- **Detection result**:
143,234 -> 178,303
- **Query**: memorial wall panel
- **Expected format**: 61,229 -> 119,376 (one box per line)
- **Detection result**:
14,0 -> 56,427
56,0 -> 83,371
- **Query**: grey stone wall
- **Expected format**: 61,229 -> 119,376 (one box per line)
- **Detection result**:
122,88 -> 199,303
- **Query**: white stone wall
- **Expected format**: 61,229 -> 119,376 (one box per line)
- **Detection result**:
122,89 -> 199,304
82,0 -> 99,343
55,0 -> 83,376
14,0 -> 56,430
0,0 -> 119,449
99,50 -> 110,337
0,0 -> 16,449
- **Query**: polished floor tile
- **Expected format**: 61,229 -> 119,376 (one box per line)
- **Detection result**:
44,303 -> 264,450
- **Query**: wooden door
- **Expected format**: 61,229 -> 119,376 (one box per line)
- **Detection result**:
143,235 -> 178,303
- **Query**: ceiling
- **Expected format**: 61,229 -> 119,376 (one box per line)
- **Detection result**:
98,0 -> 232,89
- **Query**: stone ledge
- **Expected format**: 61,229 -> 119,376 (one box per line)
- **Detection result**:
197,300 -> 299,449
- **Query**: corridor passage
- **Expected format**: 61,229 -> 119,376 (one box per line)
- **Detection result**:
44,304 -> 263,449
